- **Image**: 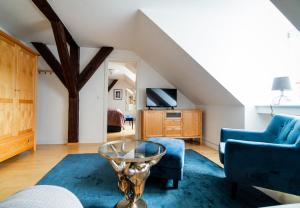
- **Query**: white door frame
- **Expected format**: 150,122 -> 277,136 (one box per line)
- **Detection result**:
102,57 -> 141,142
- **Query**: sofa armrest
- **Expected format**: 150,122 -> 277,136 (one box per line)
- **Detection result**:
224,139 -> 300,180
220,128 -> 272,143
295,137 -> 300,147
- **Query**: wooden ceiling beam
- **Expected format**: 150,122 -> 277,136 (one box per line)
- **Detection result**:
31,42 -> 67,88
77,47 -> 113,90
51,21 -> 77,96
32,0 -> 78,48
31,0 -> 113,143
108,79 -> 118,92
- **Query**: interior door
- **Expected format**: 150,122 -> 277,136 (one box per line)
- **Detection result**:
16,47 -> 36,136
0,35 -> 16,139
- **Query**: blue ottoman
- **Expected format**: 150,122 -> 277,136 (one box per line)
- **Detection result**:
148,137 -> 185,188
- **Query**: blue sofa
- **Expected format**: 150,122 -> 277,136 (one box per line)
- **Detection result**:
219,114 -> 300,197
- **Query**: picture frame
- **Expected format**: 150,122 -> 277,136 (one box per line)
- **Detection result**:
113,89 -> 123,100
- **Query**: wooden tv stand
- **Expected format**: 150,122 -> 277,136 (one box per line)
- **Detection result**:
141,109 -> 203,145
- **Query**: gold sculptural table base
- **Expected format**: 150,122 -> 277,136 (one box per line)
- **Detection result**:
110,158 -> 160,208
115,199 -> 147,208
98,140 -> 166,208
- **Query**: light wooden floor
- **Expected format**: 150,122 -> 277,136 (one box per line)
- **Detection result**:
107,122 -> 136,141
0,139 -> 219,201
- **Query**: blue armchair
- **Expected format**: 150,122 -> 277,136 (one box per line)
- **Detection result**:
219,114 -> 300,198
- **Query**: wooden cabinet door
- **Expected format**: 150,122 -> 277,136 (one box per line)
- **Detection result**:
144,111 -> 164,137
0,36 -> 16,139
16,47 -> 36,136
182,111 -> 201,137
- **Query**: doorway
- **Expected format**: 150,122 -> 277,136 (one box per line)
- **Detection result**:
106,61 -> 137,141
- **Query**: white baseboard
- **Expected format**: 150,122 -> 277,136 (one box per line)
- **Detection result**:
203,139 -> 219,150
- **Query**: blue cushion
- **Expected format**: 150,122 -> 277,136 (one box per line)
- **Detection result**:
266,115 -> 295,138
284,120 -> 300,144
275,120 -> 300,144
148,137 -> 185,169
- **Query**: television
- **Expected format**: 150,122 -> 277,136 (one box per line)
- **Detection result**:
146,88 -> 177,108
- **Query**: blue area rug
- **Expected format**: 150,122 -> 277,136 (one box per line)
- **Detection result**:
38,150 -> 279,208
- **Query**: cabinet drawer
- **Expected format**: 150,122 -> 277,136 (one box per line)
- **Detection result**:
0,135 -> 34,162
164,119 -> 181,127
165,126 -> 181,131
164,128 -> 182,136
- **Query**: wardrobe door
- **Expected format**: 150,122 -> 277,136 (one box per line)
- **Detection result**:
16,47 -> 36,136
0,35 -> 16,139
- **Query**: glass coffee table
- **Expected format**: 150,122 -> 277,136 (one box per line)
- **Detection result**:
98,140 -> 166,208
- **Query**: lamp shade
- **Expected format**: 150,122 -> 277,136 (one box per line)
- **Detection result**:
272,77 -> 291,91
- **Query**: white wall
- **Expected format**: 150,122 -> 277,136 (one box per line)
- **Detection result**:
137,60 -> 195,110
0,25 -> 8,33
37,48 -> 196,144
37,46 -> 106,144
141,0 -> 295,105
78,48 -> 106,143
136,11 -> 241,106
37,74 -> 68,144
198,105 -> 245,149
244,106 -> 271,131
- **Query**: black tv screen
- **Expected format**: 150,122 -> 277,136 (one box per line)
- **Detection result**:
146,88 -> 177,107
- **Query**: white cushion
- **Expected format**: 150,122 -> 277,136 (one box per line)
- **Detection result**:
265,204 -> 300,208
0,185 -> 83,208
220,142 -> 225,154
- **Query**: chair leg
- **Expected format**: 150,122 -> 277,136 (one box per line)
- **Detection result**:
231,182 -> 238,199
173,180 -> 179,189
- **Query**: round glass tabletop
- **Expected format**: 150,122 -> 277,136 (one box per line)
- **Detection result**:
98,140 -> 166,163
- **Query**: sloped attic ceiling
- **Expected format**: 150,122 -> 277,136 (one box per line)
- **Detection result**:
0,0 -> 259,106
139,1 -> 295,105
271,0 -> 300,31
135,11 -> 240,105
0,0 -> 208,48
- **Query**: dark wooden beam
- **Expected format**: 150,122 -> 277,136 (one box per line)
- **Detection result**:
70,44 -> 80,83
68,94 -> 79,143
108,79 -> 118,92
77,47 -> 113,90
31,0 -> 113,144
51,21 -> 77,96
32,42 -> 67,88
32,0 -> 78,48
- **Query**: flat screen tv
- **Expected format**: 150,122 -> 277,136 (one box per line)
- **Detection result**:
146,88 -> 177,108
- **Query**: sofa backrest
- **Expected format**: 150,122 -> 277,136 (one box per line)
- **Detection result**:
295,136 -> 300,147
266,115 -> 295,138
285,120 -> 300,145
271,116 -> 300,145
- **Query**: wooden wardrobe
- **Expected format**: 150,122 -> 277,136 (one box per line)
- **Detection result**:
0,31 -> 37,162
